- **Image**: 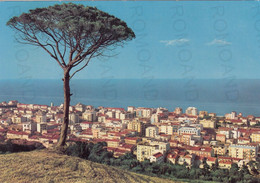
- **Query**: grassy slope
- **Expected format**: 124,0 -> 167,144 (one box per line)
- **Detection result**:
0,150 -> 182,183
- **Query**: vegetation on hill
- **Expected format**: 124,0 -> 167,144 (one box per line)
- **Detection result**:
65,141 -> 260,183
0,139 -> 45,153
0,149 -> 179,183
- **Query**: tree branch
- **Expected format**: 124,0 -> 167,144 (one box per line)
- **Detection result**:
69,52 -> 95,80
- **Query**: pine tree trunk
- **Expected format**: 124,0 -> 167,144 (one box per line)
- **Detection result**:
57,69 -> 71,147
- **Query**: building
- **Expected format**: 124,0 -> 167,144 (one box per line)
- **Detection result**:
7,131 -> 29,140
37,123 -> 47,133
216,134 -> 226,143
136,108 -> 152,118
178,153 -> 195,167
178,126 -> 200,136
159,124 -> 175,135
206,157 -> 217,168
12,116 -> 27,124
127,106 -> 135,113
174,107 -> 182,115
219,160 -> 232,169
92,128 -> 101,138
137,142 -> 158,162
251,132 -> 260,143
35,111 -> 47,123
80,121 -> 93,130
212,144 -> 228,156
186,146 -> 213,157
145,126 -> 158,138
225,111 -> 237,120
106,139 -> 121,148
167,153 -> 179,164
149,152 -> 164,163
229,144 -> 258,160
151,114 -> 160,124
127,120 -> 145,135
218,127 -> 231,139
22,122 -> 37,133
69,113 -> 79,124
199,119 -> 216,129
199,111 -> 208,118
137,140 -> 169,162
185,107 -> 198,116
82,111 -> 97,122
124,137 -> 141,145
149,140 -> 170,154
180,134 -> 193,146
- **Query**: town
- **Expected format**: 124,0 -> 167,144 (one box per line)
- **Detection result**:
0,100 -> 259,170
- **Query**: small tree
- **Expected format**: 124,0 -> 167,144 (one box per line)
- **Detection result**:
7,3 -> 135,147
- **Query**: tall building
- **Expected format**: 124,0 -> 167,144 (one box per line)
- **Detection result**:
199,111 -> 208,118
174,107 -> 183,115
160,125 -> 175,135
229,144 -> 258,160
69,113 -> 79,124
37,123 -> 47,133
151,114 -> 160,124
230,111 -> 237,119
82,111 -> 97,122
137,142 -> 158,161
127,120 -> 145,135
145,126 -> 159,138
127,106 -> 135,113
35,111 -> 47,123
185,107 -> 198,116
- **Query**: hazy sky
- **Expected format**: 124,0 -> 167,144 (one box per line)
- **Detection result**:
1,1 -> 260,79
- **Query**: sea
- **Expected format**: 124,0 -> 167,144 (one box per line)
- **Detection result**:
1,79 -> 260,116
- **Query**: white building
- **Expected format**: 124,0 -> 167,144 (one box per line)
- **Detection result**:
80,121 -> 93,130
22,122 -> 37,133
149,152 -> 164,163
178,126 -> 200,136
37,123 -> 47,133
82,111 -> 97,122
160,125 -> 174,135
185,107 -> 198,116
69,113 -> 79,124
145,126 -> 159,138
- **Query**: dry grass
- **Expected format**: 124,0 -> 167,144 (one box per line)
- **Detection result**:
0,150 -> 182,183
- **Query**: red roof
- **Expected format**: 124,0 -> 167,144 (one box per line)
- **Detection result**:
152,152 -> 163,158
106,107 -> 125,111
167,153 -> 178,159
106,118 -> 121,121
207,157 -> 216,162
106,139 -> 120,143
81,121 -> 93,124
187,146 -> 212,152
218,127 -> 231,131
219,160 -> 232,164
125,137 -> 139,141
218,156 -> 242,161
29,135 -> 39,139
216,134 -> 226,137
119,143 -> 134,149
0,129 -> 7,133
7,130 -> 29,136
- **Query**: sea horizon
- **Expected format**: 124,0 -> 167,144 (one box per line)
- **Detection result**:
1,78 -> 260,116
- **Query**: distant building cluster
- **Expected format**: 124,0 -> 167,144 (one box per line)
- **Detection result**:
0,100 -> 259,169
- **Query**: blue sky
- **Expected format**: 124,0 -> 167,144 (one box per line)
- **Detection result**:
1,1 -> 260,80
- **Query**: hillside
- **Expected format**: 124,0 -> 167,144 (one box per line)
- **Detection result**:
0,150 -> 182,183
